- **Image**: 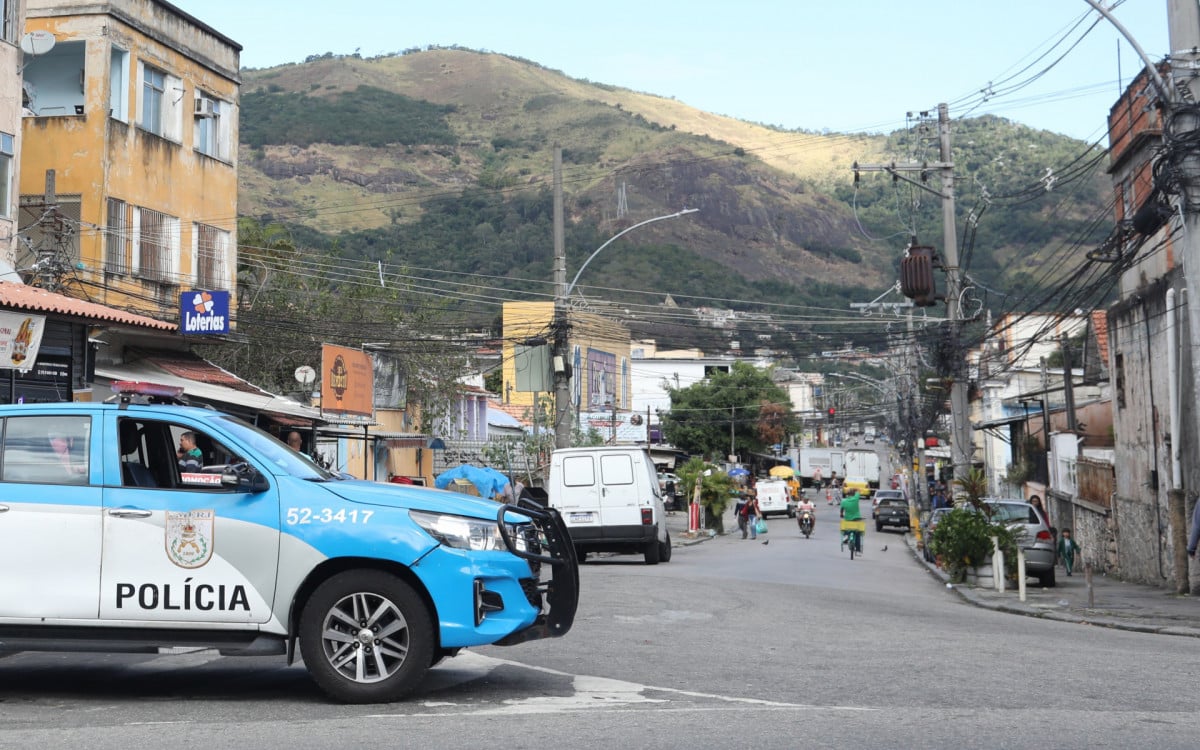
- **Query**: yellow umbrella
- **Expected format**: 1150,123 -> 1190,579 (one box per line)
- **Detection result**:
769,465 -> 795,478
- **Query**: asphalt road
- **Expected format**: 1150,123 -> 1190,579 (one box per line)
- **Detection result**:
3,497 -> 1199,749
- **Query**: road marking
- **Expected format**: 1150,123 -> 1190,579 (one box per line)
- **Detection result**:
383,651 -> 877,717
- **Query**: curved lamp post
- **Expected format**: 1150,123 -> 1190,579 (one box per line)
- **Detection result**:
553,208 -> 699,448
565,208 -> 699,298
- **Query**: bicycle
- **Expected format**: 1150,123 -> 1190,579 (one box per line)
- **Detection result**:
840,518 -> 865,559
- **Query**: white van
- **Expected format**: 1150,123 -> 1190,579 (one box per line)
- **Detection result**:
548,446 -> 671,564
756,479 -> 792,518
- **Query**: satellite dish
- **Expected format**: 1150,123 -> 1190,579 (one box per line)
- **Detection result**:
294,365 -> 316,387
20,31 -> 55,56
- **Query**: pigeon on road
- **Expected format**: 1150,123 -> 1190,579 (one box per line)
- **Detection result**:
762,539 -> 769,546
881,545 -> 888,552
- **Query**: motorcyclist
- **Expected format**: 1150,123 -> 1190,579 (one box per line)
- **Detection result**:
797,490 -> 816,531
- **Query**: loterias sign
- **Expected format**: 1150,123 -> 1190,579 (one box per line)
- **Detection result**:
179,290 -> 230,335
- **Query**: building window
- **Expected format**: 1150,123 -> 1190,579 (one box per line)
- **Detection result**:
133,206 -> 179,283
2,0 -> 17,45
193,92 -> 232,161
109,46 -> 129,122
22,40 -> 86,117
140,65 -> 165,135
0,133 -> 12,220
193,223 -> 230,290
105,198 -> 129,274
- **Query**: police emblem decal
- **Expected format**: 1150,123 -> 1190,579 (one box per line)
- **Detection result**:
166,509 -> 215,568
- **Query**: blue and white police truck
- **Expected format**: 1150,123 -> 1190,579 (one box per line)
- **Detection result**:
0,382 -> 578,703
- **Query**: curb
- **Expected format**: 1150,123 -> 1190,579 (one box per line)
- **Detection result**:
903,533 -> 1200,639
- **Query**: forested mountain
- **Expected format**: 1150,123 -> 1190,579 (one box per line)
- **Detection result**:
235,47 -> 1112,352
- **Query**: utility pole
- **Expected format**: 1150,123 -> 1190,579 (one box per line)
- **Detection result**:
552,146 -> 571,449
853,104 -> 970,487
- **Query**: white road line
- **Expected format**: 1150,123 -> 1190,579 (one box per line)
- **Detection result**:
386,651 -> 878,717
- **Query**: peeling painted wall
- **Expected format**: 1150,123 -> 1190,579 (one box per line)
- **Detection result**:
21,1 -> 238,323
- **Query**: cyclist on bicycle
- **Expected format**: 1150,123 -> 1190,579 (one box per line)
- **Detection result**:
840,488 -> 864,552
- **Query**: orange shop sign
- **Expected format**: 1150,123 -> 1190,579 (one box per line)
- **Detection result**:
320,344 -> 374,419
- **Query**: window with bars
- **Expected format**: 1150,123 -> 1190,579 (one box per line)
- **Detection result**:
194,223 -> 229,290
133,206 -> 178,283
105,198 -> 129,274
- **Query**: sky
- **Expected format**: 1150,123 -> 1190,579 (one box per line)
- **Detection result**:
172,0 -> 1171,141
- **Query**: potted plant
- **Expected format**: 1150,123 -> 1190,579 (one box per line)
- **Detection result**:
927,469 -> 1020,586
677,458 -> 734,534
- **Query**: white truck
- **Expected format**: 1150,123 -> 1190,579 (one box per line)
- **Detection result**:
844,448 -> 881,489
796,448 -> 845,487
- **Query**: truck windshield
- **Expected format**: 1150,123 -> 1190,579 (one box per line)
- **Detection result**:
215,416 -> 335,480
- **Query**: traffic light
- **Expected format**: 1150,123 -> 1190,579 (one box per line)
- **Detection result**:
828,407 -> 836,418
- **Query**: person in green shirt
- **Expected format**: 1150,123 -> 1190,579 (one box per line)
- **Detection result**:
840,489 -> 863,553
840,489 -> 863,522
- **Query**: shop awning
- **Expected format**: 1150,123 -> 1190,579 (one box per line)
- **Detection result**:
95,358 -> 321,422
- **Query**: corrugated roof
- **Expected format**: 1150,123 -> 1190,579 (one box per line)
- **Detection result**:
152,355 -> 262,393
0,281 -> 175,330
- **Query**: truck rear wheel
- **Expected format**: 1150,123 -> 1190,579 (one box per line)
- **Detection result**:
644,538 -> 661,565
659,533 -> 672,563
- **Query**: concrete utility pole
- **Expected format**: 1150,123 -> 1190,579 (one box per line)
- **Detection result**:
853,104 -> 971,486
552,147 -> 571,449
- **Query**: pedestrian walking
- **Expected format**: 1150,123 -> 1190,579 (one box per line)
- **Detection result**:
734,492 -> 748,538
741,490 -> 761,540
1058,528 -> 1081,576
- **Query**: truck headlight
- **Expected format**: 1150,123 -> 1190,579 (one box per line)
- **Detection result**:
410,510 -> 525,553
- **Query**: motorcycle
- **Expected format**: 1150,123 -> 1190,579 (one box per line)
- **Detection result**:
797,508 -> 815,538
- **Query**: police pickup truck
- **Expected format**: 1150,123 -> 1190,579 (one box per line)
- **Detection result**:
0,382 -> 578,703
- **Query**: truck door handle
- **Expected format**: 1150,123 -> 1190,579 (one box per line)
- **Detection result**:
107,508 -> 153,519
0,504 -> 8,513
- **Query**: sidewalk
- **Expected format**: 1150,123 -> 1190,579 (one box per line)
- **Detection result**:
664,505 -> 720,546
904,533 -> 1200,638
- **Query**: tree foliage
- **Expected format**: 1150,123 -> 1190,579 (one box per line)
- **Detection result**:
676,456 -> 736,534
240,86 -> 458,149
662,362 -> 797,458
210,218 -> 470,431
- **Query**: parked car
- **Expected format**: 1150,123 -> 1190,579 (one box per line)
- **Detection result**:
921,507 -> 953,562
875,497 -> 910,532
984,498 -> 1056,587
871,489 -> 907,519
549,446 -> 671,564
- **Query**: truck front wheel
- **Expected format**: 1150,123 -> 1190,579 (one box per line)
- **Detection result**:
299,570 -> 434,704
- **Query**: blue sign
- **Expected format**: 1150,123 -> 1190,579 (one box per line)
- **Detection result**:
180,290 -> 230,335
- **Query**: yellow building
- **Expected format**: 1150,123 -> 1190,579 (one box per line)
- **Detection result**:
19,0 -> 239,321
502,301 -> 632,421
0,1 -> 26,273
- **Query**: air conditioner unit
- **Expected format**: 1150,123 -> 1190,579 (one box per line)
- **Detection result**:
193,97 -> 215,118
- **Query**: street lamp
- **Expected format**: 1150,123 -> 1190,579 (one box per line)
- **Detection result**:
552,206 -> 699,448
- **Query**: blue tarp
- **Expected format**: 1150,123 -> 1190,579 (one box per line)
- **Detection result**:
434,464 -> 511,499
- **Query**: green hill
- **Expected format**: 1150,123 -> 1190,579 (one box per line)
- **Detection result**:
235,48 -> 1112,350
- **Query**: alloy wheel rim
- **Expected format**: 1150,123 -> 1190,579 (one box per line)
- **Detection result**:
320,591 -> 411,683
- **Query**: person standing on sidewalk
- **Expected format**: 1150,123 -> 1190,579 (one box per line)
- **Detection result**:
1057,528 -> 1081,576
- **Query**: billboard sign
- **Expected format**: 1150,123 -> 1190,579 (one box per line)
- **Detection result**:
321,344 -> 374,420
0,312 -> 45,372
180,290 -> 230,335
